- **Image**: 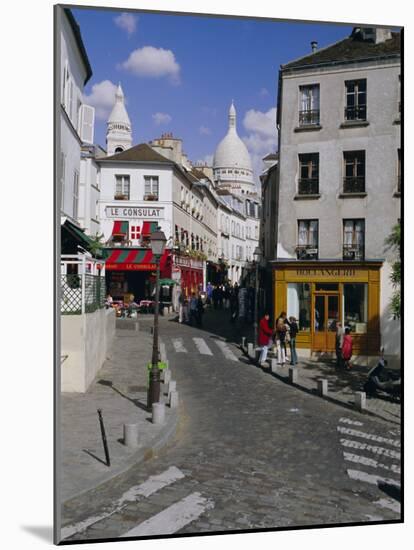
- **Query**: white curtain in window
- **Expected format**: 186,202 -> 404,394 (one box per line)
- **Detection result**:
298,221 -> 308,245
355,221 -> 364,245
287,284 -> 300,319
309,221 -> 318,246
301,88 -> 309,111
311,85 -> 320,110
344,220 -> 354,245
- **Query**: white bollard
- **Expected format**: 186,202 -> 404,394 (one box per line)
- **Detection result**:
164,369 -> 172,385
289,367 -> 298,384
317,379 -> 328,397
247,342 -> 254,359
123,423 -> 139,448
167,380 -> 177,396
169,390 -> 179,409
271,358 -> 278,373
355,391 -> 366,411
241,336 -> 246,350
152,402 -> 166,424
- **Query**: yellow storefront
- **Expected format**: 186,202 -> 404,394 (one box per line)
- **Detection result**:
272,261 -> 382,356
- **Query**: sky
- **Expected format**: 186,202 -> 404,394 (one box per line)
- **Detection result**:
73,7 -> 354,183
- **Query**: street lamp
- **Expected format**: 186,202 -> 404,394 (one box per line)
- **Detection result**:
147,229 -> 167,410
253,247 -> 262,347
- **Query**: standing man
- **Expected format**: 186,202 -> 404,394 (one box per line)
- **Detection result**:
189,292 -> 198,326
335,321 -> 344,368
258,312 -> 274,367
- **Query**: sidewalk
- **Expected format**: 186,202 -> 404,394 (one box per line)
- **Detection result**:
59,319 -> 178,503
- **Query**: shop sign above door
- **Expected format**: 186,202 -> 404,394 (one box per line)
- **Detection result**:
105,205 -> 164,219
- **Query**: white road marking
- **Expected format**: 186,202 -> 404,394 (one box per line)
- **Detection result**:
340,438 -> 400,460
339,417 -> 364,426
122,492 -> 214,537
347,469 -> 400,488
343,452 -> 400,474
337,427 -> 400,448
172,338 -> 188,353
61,467 -> 185,540
374,498 -> 401,514
193,338 -> 213,356
214,340 -> 238,361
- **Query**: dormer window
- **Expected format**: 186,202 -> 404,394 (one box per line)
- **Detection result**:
115,146 -> 124,153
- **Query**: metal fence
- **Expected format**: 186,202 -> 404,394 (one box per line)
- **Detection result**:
61,273 -> 106,314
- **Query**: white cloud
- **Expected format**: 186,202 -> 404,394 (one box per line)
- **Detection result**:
152,112 -> 172,126
83,80 -> 118,120
199,125 -> 211,135
243,107 -> 277,138
242,107 -> 278,183
114,13 -> 138,36
120,46 -> 181,84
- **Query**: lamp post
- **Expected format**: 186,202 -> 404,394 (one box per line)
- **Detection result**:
147,229 -> 167,411
253,247 -> 262,347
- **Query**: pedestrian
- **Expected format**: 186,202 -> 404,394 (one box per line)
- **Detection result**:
258,313 -> 273,366
196,294 -> 204,327
286,316 -> 299,365
178,291 -> 185,323
275,311 -> 288,365
342,327 -> 353,370
212,286 -> 218,310
189,292 -> 198,326
217,286 -> 224,309
335,321 -> 344,368
229,290 -> 238,324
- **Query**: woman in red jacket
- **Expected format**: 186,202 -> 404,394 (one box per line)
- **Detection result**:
258,313 -> 274,366
342,327 -> 353,370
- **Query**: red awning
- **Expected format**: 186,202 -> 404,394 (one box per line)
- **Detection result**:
112,220 -> 129,236
141,221 -> 159,236
104,248 -> 169,271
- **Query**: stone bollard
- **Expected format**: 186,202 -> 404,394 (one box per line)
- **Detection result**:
355,391 -> 366,411
167,380 -> 177,397
152,402 -> 166,425
247,342 -> 254,359
123,423 -> 139,448
169,390 -> 179,409
270,358 -> 278,374
317,379 -> 328,397
241,336 -> 246,350
289,366 -> 298,384
163,369 -> 172,385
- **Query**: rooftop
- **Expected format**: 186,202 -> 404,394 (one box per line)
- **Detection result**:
98,143 -> 173,164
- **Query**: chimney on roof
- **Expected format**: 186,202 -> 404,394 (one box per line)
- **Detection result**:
311,41 -> 318,53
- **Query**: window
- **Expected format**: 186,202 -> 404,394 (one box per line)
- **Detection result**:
131,226 -> 140,240
299,84 -> 320,125
180,228 -> 185,243
298,153 -> 319,194
343,151 -> 365,193
115,175 -> 130,199
297,220 -> 318,259
175,225 -> 179,243
287,283 -> 311,331
115,146 -> 124,153
345,79 -> 367,121
343,219 -> 365,260
344,283 -> 368,333
144,176 -> 159,200
60,152 -> 66,210
73,170 -> 79,219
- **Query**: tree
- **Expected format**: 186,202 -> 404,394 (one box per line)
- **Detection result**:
89,233 -> 105,258
385,222 -> 401,319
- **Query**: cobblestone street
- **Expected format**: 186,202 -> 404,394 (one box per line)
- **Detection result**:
61,309 -> 401,542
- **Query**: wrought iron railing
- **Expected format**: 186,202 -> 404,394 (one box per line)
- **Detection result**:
299,110 -> 320,126
343,176 -> 365,193
343,244 -> 365,261
296,244 -> 318,260
298,178 -> 319,195
61,273 -> 106,314
344,105 -> 366,121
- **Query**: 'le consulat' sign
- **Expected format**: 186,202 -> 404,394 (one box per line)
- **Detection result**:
105,206 -> 164,219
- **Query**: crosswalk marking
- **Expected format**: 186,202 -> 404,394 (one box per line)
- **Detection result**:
337,427 -> 400,448
122,492 -> 214,537
339,417 -> 363,426
193,338 -> 213,356
343,452 -> 400,474
347,468 -> 400,488
340,438 -> 400,460
374,498 -> 401,514
61,467 -> 186,540
214,340 -> 238,361
172,338 -> 188,353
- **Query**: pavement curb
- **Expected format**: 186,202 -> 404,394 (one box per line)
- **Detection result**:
239,345 -> 400,425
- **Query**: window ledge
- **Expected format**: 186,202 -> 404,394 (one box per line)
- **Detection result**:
294,193 -> 321,200
340,121 -> 370,129
294,125 -> 322,133
338,192 -> 367,199
393,191 -> 401,198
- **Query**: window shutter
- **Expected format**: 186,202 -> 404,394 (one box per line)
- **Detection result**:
80,104 -> 95,144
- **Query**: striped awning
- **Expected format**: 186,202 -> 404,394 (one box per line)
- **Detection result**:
104,248 -> 169,271
112,220 -> 129,236
141,221 -> 159,236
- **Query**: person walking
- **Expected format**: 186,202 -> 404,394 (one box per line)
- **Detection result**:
335,321 -> 344,368
286,316 -> 299,365
258,313 -> 273,367
275,311 -> 288,365
178,291 -> 185,323
342,327 -> 353,370
196,294 -> 204,327
189,293 -> 198,326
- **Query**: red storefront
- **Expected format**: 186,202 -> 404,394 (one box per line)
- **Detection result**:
172,254 -> 204,297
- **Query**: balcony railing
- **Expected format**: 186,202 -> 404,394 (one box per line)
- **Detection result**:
298,178 -> 319,195
344,105 -> 366,121
343,176 -> 365,194
343,244 -> 365,261
299,110 -> 320,126
296,244 -> 318,260
61,273 -> 106,314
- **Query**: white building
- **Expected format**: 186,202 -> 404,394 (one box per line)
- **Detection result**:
271,27 -> 401,363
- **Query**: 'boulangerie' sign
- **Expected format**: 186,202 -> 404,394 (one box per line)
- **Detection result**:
105,206 -> 164,219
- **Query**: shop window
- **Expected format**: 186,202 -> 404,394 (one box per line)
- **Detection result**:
299,84 -> 320,126
298,153 -> 319,195
115,175 -> 130,200
287,283 -> 311,331
345,79 -> 367,121
144,176 -> 159,200
297,220 -> 318,259
343,151 -> 365,193
344,283 -> 367,333
343,219 -> 365,260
